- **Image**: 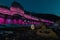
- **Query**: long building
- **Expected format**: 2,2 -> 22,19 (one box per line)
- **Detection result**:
0,2 -> 59,26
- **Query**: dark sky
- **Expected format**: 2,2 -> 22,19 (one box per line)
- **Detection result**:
0,0 -> 60,16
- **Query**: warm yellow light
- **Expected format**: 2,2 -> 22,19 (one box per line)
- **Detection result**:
31,24 -> 35,30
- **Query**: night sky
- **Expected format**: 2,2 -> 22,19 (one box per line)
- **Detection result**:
0,0 -> 60,16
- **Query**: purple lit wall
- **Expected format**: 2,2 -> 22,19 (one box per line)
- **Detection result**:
0,17 -> 52,26
0,18 -> 40,25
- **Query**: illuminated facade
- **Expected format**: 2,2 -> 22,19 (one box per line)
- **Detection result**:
0,2 -> 54,25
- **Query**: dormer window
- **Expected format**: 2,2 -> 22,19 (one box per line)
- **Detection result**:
24,20 -> 26,22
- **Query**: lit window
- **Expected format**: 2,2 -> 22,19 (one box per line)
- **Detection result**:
13,19 -> 17,24
5,19 -> 12,24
